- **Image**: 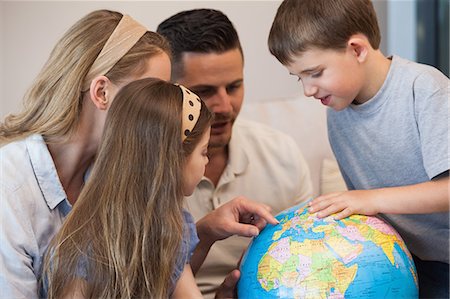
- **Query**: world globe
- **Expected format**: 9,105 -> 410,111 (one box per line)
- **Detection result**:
238,202 -> 418,298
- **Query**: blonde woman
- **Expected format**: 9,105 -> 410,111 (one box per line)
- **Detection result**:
1,9 -> 277,298
42,78 -> 277,298
0,10 -> 171,298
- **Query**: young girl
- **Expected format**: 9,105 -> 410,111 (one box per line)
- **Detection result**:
42,78 -> 213,298
0,10 -> 171,298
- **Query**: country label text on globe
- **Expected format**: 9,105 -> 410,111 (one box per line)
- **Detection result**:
238,202 -> 418,298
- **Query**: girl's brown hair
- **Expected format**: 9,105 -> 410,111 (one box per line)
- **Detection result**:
43,78 -> 212,298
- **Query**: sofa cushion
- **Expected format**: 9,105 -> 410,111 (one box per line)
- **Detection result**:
239,96 -> 346,196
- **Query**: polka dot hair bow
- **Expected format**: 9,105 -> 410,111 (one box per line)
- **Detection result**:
176,84 -> 201,141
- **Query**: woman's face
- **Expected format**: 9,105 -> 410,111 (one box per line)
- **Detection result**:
182,127 -> 211,196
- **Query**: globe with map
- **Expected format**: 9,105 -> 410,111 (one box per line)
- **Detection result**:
238,202 -> 418,299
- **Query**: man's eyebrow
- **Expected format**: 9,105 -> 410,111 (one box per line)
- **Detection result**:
190,84 -> 216,90
191,79 -> 243,89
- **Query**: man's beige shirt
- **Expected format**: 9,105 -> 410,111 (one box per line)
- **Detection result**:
185,118 -> 313,298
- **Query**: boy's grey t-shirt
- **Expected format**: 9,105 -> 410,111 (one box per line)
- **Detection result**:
327,55 -> 449,263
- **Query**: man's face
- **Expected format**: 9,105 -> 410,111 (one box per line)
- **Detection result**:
176,48 -> 244,149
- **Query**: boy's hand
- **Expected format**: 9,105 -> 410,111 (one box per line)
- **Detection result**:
308,190 -> 380,220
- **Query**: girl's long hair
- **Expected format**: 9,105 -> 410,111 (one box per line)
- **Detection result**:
0,10 -> 170,145
42,78 -> 213,298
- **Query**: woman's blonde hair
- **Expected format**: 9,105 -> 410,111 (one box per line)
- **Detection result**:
43,78 -> 213,298
0,10 -> 170,144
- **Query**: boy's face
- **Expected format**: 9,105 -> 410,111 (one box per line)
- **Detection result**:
286,48 -> 366,111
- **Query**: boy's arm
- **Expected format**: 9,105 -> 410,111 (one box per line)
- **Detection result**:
308,177 -> 449,219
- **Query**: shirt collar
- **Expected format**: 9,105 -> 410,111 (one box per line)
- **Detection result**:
348,55 -> 396,114
228,123 -> 249,175
26,134 -> 70,213
199,121 -> 249,184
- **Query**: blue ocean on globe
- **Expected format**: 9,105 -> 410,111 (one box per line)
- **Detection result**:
238,202 -> 418,299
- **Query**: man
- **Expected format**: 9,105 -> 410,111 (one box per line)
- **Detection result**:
157,9 -> 313,298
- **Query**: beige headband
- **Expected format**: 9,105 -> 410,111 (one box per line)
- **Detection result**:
176,84 -> 201,142
82,15 -> 147,91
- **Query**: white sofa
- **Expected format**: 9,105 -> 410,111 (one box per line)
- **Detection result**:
239,96 -> 347,197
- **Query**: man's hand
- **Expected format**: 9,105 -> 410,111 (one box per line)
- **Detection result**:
215,269 -> 240,299
196,196 -> 279,247
190,196 -> 279,275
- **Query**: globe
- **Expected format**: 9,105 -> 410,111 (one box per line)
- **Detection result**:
238,202 -> 418,299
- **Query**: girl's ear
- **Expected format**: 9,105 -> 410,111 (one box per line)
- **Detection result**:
347,34 -> 369,63
89,76 -> 117,110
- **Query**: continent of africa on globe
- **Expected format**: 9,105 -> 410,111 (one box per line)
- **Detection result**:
238,202 -> 418,299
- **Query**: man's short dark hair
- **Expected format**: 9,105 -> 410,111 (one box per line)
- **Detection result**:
157,8 -> 243,79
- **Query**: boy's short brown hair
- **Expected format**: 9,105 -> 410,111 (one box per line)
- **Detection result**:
268,0 -> 381,65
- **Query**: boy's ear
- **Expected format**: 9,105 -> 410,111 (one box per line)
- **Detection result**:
347,35 -> 369,62
89,76 -> 116,110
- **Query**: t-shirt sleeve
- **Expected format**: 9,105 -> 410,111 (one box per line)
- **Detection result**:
170,210 -> 200,290
414,72 -> 450,179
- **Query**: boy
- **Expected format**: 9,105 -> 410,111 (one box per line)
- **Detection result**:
268,0 -> 449,298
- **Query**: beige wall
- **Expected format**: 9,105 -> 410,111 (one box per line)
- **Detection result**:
0,1 -> 394,196
0,0 -> 304,119
0,1 -> 392,120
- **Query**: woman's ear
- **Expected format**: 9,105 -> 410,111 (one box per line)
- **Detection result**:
347,34 -> 369,62
89,76 -> 117,110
